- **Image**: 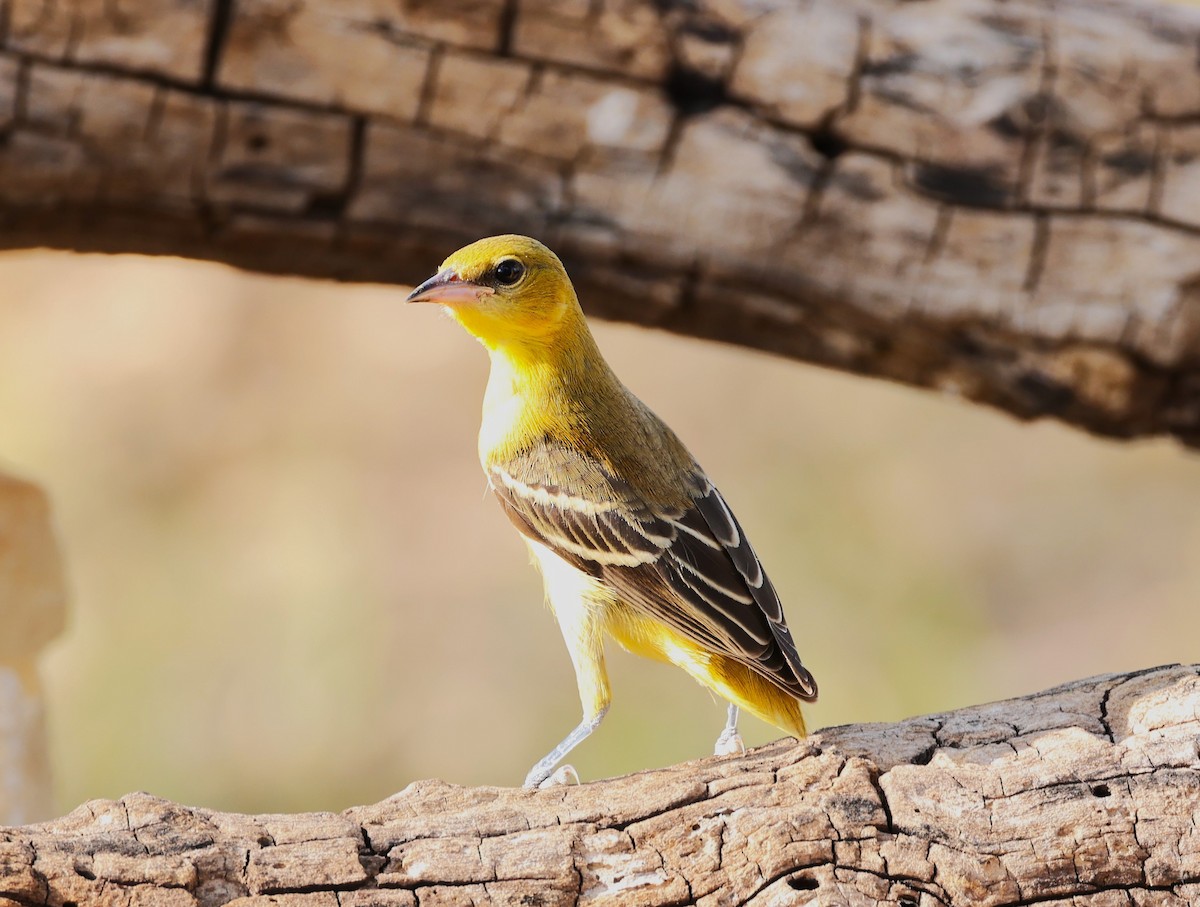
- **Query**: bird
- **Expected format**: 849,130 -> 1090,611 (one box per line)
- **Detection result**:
407,235 -> 817,788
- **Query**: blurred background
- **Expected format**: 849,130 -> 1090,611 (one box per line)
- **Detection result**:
1,250 -> 1196,817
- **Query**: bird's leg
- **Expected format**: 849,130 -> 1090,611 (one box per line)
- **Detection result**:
525,597 -> 611,789
713,702 -> 745,756
524,705 -> 608,788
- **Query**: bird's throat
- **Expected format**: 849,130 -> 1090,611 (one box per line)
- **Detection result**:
477,327 -> 613,465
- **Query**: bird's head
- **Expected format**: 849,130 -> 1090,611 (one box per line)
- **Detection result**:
407,235 -> 580,351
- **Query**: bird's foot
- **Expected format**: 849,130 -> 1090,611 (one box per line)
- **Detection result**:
713,728 -> 745,757
523,709 -> 607,788
528,764 -> 579,789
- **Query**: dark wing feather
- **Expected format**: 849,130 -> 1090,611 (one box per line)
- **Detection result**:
489,442 -> 818,702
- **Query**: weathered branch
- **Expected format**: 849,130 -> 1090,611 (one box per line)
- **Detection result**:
3,665 -> 1198,906
1,0 -> 1199,446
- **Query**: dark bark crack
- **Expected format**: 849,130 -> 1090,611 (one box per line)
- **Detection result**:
202,0 -> 235,91
140,84 -> 166,143
1022,211 -> 1051,293
63,7 -> 83,62
305,113 -> 366,225
866,765 -> 896,836
413,44 -> 443,128
1015,9 -> 1059,208
1148,121 -> 1170,219
496,0 -> 518,58
1097,682 -> 1116,744
836,865 -> 951,907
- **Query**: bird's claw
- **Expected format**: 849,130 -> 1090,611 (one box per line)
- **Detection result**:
537,764 -> 580,788
713,730 -> 745,757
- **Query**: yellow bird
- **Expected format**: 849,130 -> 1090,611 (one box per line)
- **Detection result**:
408,235 -> 817,788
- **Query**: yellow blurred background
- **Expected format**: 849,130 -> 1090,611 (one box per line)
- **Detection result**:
1,250 -> 1196,817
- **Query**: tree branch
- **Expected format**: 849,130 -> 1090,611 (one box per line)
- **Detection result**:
3,665 -> 1198,906
1,0 -> 1199,445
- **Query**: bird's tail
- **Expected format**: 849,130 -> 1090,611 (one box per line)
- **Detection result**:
710,654 -> 808,738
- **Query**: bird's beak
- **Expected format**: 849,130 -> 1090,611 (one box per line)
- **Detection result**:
406,269 -> 495,306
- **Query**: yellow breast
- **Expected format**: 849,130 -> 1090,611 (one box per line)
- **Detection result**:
478,351 -> 570,467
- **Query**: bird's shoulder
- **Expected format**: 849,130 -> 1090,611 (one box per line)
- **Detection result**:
486,382 -> 698,509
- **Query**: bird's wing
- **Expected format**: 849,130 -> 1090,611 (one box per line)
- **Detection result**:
488,442 -> 817,702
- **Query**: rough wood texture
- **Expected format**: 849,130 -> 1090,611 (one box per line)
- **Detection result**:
0,1 -> 1198,445
2,665 -> 1198,906
0,474 -> 66,826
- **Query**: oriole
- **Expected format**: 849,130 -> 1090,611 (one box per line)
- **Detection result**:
408,235 -> 817,788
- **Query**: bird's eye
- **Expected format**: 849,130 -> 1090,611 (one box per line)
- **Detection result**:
494,259 -> 525,286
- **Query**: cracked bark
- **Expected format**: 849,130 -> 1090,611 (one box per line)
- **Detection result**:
2,0 -> 1200,447
2,665 -> 1199,906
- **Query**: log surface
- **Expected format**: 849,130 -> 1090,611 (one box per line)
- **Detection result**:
1,1 -> 1199,445
3,665 -> 1198,906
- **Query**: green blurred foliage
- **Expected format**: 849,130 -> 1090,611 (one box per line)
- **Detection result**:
0,252 -> 1196,816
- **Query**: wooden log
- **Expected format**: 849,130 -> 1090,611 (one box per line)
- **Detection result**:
2,665 -> 1198,906
0,1 -> 1198,445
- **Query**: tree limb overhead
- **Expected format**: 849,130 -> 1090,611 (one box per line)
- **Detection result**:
1,1 -> 1199,444
2,665 -> 1199,906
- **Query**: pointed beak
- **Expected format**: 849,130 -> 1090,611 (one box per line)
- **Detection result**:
406,269 -> 495,306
